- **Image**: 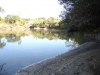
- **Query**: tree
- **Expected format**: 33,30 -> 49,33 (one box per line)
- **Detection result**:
58,0 -> 100,32
4,15 -> 24,25
5,15 -> 16,24
32,17 -> 61,28
0,7 -> 5,23
0,7 -> 4,13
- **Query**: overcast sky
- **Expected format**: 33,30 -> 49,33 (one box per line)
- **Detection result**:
0,0 -> 63,18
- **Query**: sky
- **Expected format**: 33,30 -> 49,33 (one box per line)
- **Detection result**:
0,0 -> 63,19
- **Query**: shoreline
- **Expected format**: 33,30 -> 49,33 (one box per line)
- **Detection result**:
0,24 -> 65,31
15,41 -> 100,75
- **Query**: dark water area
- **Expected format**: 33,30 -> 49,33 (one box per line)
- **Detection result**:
0,30 -> 91,75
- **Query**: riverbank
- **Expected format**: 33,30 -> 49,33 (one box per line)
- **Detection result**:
0,24 -> 29,31
0,24 -> 65,31
15,41 -> 100,75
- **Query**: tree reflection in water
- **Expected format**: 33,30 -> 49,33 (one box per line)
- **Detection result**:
0,32 -> 25,48
0,39 -> 6,48
0,30 -> 91,49
0,63 -> 7,75
65,38 -> 79,48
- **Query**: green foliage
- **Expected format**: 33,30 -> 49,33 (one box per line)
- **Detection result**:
0,17 -> 3,23
32,17 -> 61,28
30,29 -> 66,40
0,17 -> 5,23
4,15 -> 16,24
19,19 -> 26,26
0,32 -> 26,48
30,29 -> 90,45
0,30 -> 91,48
58,0 -> 100,33
4,15 -> 27,25
0,17 -> 2,21
0,7 -> 5,23
0,6 -> 4,13
0,6 -> 62,29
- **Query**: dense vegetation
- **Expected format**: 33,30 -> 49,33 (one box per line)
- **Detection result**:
0,15 -> 63,28
0,15 -> 30,26
1,0 -> 100,32
32,17 -> 61,29
0,6 -> 63,29
58,0 -> 100,33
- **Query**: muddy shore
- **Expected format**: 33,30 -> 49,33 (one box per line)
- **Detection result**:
15,41 -> 100,75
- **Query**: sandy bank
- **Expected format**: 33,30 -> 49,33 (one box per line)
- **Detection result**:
0,24 -> 29,31
0,24 -> 65,31
15,41 -> 100,75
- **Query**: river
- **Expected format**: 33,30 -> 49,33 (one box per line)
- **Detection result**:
0,30 -> 91,75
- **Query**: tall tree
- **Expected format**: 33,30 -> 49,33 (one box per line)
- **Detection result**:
58,0 -> 100,32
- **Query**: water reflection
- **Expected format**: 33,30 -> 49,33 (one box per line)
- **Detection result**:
0,32 -> 25,48
0,63 -> 7,75
0,30 -> 91,49
30,29 -> 67,40
0,39 -> 6,48
0,30 -> 91,75
65,32 -> 91,48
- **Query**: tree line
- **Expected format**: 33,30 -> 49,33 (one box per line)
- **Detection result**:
32,17 -> 61,29
0,15 -> 30,26
0,6 -> 64,29
0,14 -> 63,29
1,0 -> 100,33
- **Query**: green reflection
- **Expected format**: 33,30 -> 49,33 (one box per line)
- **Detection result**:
0,32 -> 25,48
0,39 -> 6,48
0,30 -> 91,49
66,33 -> 91,45
30,29 -> 67,40
30,30 -> 91,46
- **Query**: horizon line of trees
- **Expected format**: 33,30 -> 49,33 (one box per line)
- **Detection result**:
0,15 -> 66,28
32,17 -> 62,29
1,2 -> 100,33
0,6 -> 66,29
0,14 -> 30,26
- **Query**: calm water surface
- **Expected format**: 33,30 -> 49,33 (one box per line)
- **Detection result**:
0,30 -> 90,75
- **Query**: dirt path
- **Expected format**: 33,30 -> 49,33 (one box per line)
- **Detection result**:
15,41 -> 100,75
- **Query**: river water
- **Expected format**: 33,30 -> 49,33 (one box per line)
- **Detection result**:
0,30 -> 91,75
